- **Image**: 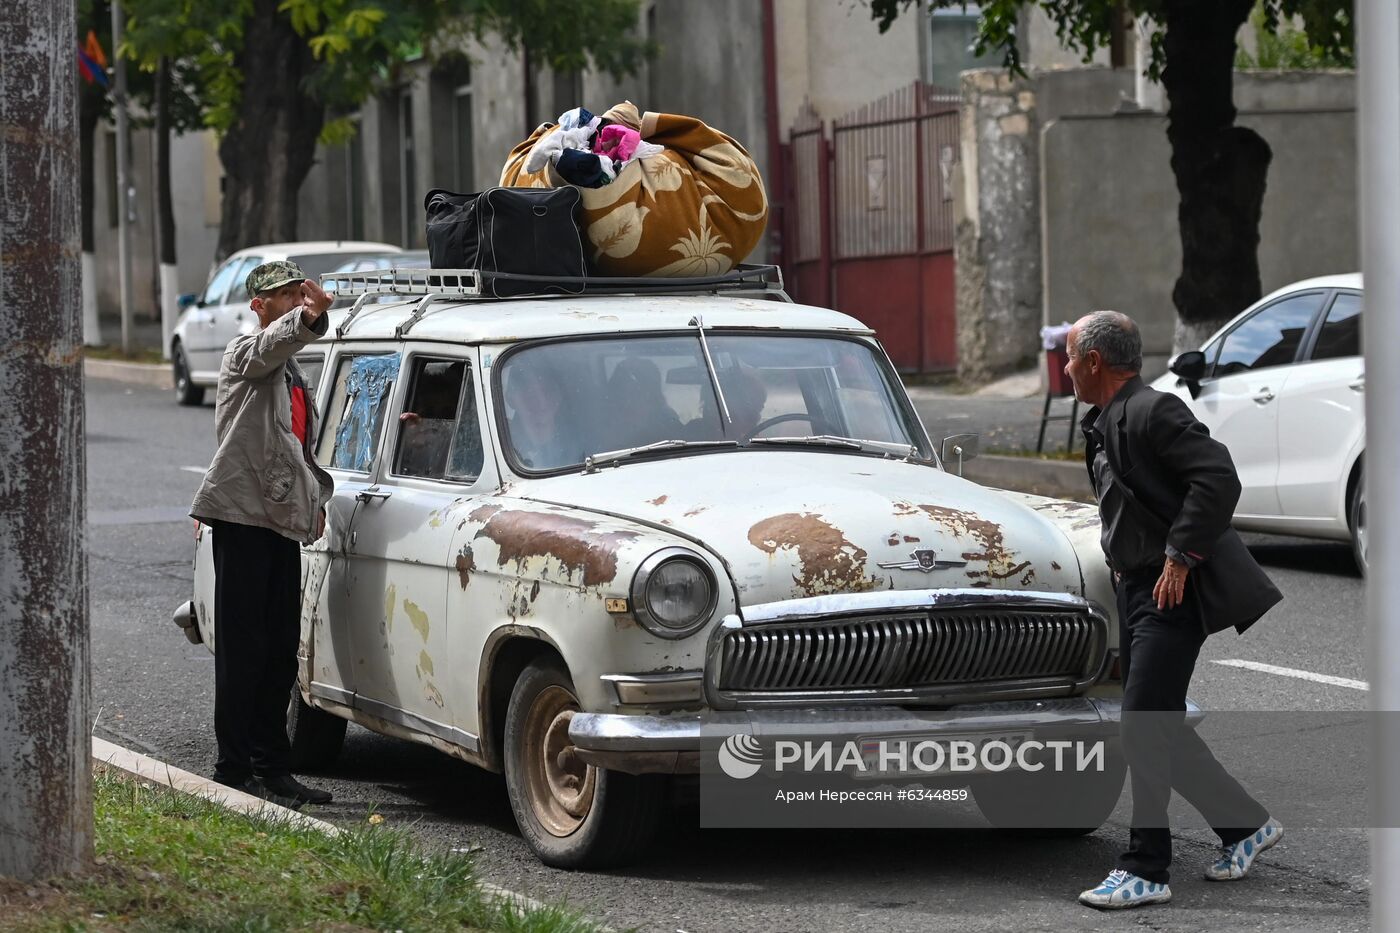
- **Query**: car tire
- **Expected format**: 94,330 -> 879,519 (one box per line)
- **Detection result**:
286,689 -> 346,771
503,657 -> 664,869
173,342 -> 205,406
971,749 -> 1126,835
1350,465 -> 1367,577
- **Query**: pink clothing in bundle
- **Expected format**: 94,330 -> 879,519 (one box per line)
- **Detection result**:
593,124 -> 642,163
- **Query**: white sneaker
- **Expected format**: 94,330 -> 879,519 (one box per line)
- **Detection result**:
1078,869 -> 1172,909
1205,817 -> 1283,881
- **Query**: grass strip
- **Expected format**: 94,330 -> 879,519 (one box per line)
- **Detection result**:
0,770 -> 608,933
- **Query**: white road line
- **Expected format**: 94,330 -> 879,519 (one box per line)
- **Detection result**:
179,465 -> 207,474
1212,659 -> 1369,691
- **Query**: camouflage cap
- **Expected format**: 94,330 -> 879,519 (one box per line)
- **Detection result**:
246,260 -> 307,297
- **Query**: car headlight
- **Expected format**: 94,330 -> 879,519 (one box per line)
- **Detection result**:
631,548 -> 717,638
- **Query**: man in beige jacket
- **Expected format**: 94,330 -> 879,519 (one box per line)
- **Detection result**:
190,260 -> 335,808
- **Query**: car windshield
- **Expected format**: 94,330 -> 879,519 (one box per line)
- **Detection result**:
497,333 -> 924,473
290,251 -> 395,280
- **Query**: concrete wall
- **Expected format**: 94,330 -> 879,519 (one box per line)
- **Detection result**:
1040,71 -> 1357,378
955,70 -> 1042,383
92,125 -> 221,316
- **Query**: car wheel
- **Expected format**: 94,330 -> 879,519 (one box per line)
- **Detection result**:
971,749 -> 1126,835
173,342 -> 205,406
503,657 -> 664,869
286,689 -> 346,771
1350,466 -> 1367,576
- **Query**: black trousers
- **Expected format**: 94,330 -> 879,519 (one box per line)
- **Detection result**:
1114,569 -> 1270,884
210,519 -> 300,783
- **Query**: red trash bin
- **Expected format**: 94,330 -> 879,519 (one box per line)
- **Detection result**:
1038,344 -> 1080,453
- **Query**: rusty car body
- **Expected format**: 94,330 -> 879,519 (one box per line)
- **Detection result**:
174,265 -> 1130,868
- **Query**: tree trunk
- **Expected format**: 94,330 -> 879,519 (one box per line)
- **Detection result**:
156,57 -> 179,358
214,0 -> 324,259
80,76 -> 104,346
1161,0 -> 1270,353
0,0 -> 92,880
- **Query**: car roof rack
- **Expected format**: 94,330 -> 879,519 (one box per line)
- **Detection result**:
328,263 -> 791,338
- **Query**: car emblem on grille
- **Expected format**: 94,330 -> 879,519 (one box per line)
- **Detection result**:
877,548 -> 968,573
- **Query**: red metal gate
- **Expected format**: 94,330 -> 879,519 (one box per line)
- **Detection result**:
782,82 -> 960,373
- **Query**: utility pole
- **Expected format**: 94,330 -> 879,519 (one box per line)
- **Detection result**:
0,0 -> 93,880
111,0 -> 135,355
1358,2 -> 1399,930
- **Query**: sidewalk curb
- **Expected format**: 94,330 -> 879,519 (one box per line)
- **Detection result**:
84,358 -> 172,390
90,736 -> 552,917
962,454 -> 1094,502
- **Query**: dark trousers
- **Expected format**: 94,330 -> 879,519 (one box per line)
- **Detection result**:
1114,569 -> 1270,884
210,519 -> 301,783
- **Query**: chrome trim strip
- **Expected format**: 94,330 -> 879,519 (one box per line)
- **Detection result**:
738,588 -> 1090,625
601,671 -> 705,705
316,689 -> 480,753
309,681 -> 354,707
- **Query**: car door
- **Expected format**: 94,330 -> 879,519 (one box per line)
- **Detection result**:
339,352 -> 489,746
1274,290 -> 1364,529
1188,290 -> 1325,519
182,257 -> 244,373
311,348 -> 404,708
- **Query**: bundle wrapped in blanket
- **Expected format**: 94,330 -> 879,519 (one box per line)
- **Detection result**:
500,101 -> 768,277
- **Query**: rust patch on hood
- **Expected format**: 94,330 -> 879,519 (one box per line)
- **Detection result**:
469,504 -> 504,523
683,506 -> 709,517
748,512 -> 875,596
647,495 -> 669,506
455,545 -> 475,590
478,510 -> 639,587
903,535 -> 920,543
916,504 -> 1030,582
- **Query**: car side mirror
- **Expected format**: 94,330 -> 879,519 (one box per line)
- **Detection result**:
1168,350 -> 1207,398
178,293 -> 198,310
940,433 -> 979,476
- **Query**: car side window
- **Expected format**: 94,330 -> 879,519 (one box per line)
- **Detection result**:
224,256 -> 264,306
199,258 -> 242,307
293,352 -> 326,397
391,357 -> 484,483
316,353 -> 401,472
1211,293 -> 1323,378
1311,292 -> 1362,362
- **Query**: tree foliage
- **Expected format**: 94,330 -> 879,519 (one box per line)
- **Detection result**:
869,0 -> 1352,79
122,0 -> 652,145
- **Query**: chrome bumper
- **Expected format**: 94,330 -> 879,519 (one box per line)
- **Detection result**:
172,600 -> 201,645
567,696 -> 1203,775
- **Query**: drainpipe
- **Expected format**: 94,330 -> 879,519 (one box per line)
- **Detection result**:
1133,16 -> 1165,112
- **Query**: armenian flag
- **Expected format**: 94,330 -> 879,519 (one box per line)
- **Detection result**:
77,29 -> 109,88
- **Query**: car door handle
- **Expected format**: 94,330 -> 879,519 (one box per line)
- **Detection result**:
355,488 -> 392,503
1350,377 -> 1365,392
1252,389 -> 1275,404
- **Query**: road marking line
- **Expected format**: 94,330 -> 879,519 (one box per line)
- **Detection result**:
179,465 -> 207,474
1212,659 -> 1369,691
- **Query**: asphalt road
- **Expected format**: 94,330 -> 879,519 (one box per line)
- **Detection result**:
88,377 -> 1372,932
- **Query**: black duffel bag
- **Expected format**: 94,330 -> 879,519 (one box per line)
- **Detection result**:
424,186 -> 586,297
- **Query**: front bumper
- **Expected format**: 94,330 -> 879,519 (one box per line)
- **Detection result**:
569,697 -> 1204,774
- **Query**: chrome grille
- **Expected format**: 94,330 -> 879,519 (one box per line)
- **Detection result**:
716,610 -> 1101,695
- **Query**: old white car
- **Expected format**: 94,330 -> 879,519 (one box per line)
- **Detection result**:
175,266 -> 1127,868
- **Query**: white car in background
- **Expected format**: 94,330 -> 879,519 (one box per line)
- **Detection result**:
171,240 -> 401,405
1152,273 -> 1365,571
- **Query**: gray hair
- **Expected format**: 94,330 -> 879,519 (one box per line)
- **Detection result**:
1076,310 -> 1142,372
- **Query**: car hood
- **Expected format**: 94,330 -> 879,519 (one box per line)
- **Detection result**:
509,451 -> 1084,606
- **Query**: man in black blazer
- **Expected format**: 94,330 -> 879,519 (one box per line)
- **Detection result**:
1066,311 -> 1283,910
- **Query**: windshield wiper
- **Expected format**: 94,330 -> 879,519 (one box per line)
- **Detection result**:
746,435 -> 920,460
582,438 -> 740,473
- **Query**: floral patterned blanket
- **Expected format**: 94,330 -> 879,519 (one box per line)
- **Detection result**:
500,102 -> 768,277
